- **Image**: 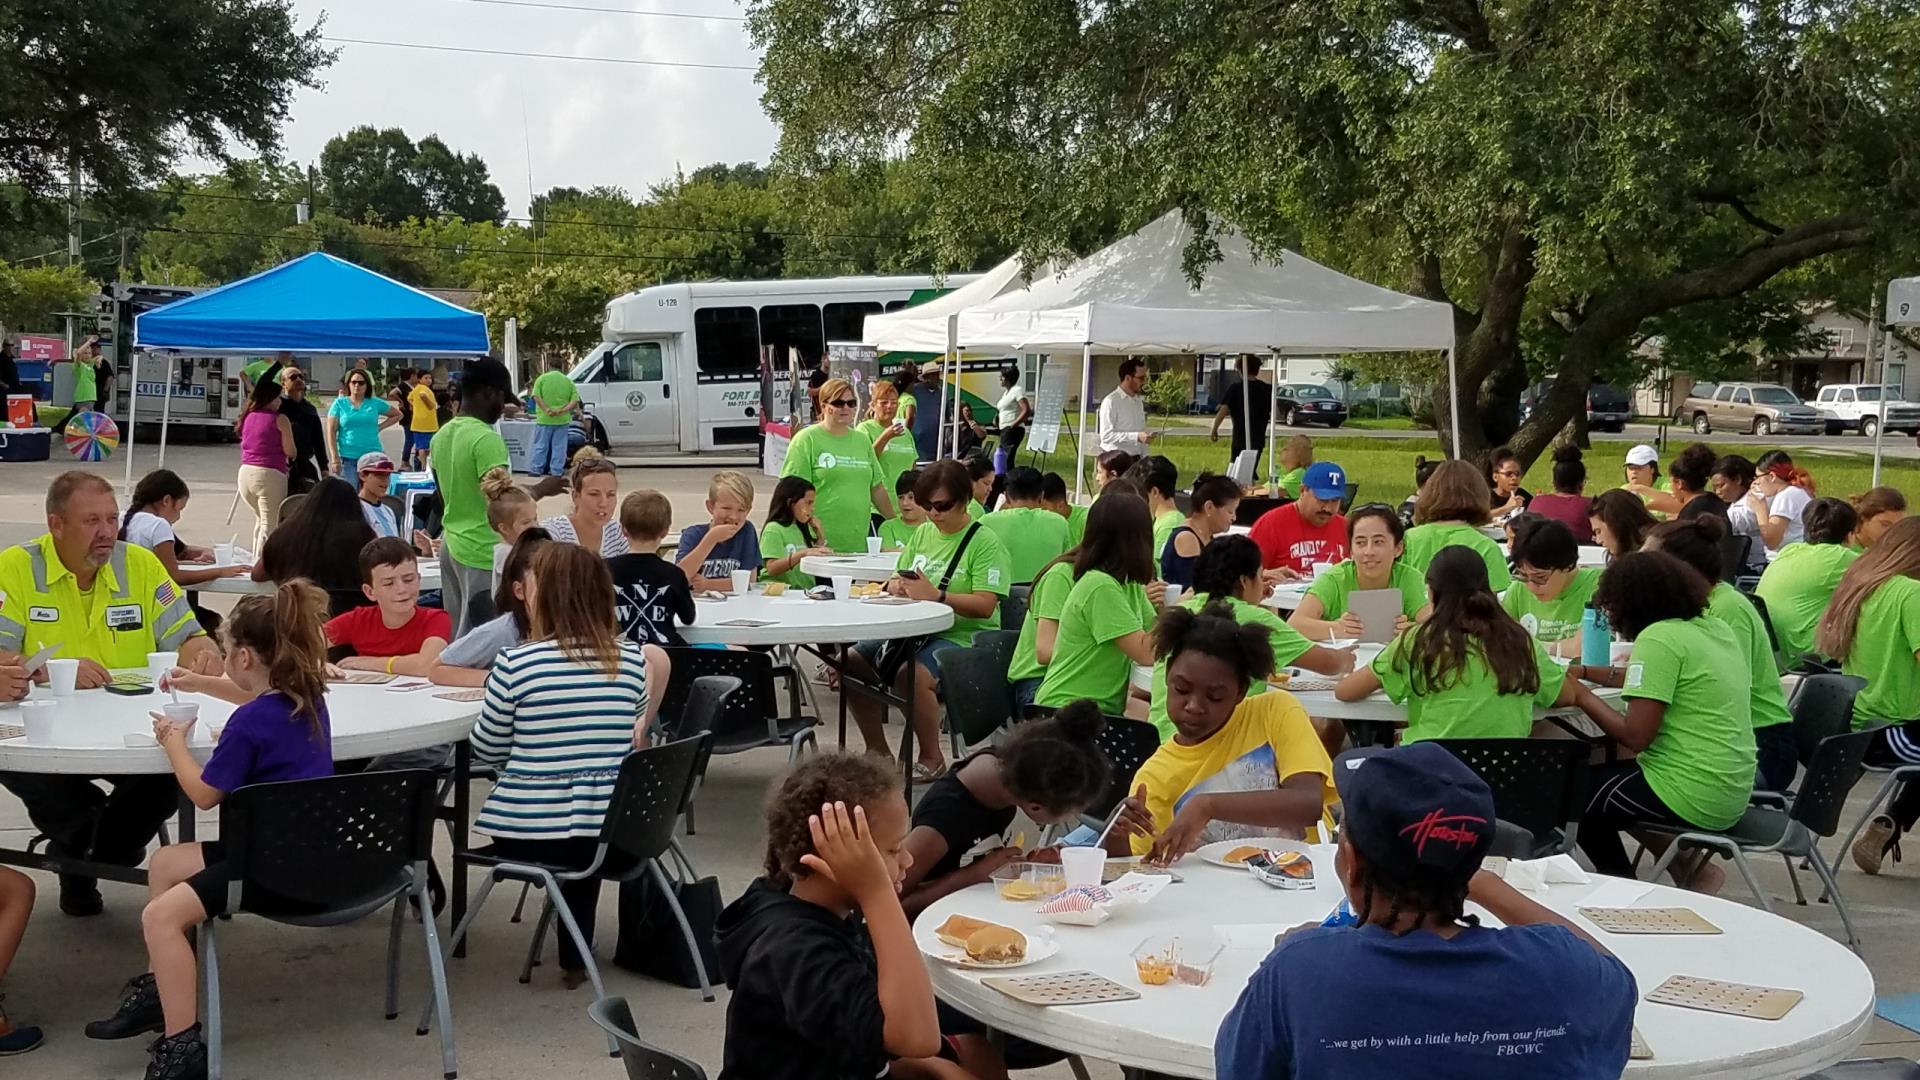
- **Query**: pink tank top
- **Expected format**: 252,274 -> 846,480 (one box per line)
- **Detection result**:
239,410 -> 288,472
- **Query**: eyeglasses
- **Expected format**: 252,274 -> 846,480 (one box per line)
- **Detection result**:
1512,568 -> 1566,587
1495,469 -> 1523,479
826,398 -> 857,408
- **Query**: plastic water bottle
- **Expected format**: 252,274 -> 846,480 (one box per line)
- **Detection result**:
1581,604 -> 1611,669
1321,898 -> 1358,928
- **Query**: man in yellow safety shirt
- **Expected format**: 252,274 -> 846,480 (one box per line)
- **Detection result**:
0,471 -> 222,916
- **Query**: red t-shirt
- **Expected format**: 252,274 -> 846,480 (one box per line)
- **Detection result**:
1248,503 -> 1348,573
324,604 -> 452,657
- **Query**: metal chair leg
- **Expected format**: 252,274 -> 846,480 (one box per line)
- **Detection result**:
1068,1056 -> 1094,1080
203,917 -> 223,1080
518,899 -> 554,984
649,860 -> 715,1001
1827,773 -> 1900,885
385,896 -> 406,1019
417,873 -> 500,1035
534,872 -> 619,1056
1805,851 -> 1863,954
667,837 -> 699,881
414,872 -> 460,1079
1727,850 -> 1774,913
1782,853 -> 1808,906
508,881 -> 533,923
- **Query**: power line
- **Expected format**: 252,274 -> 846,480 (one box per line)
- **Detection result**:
443,0 -> 747,23
323,35 -> 758,71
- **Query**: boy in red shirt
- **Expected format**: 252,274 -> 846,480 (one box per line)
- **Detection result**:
325,536 -> 452,676
1249,461 -> 1349,578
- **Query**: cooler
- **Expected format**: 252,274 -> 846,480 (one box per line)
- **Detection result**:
6,394 -> 34,428
0,427 -> 51,463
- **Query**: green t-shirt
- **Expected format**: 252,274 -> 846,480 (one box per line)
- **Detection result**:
781,425 -> 884,553
1840,574 -> 1920,727
1008,560 -> 1074,684
531,370 -> 579,425
1305,560 -> 1427,621
430,416 -> 513,570
980,507 -> 1070,585
968,499 -> 986,522
1152,510 -> 1186,562
1276,466 -> 1306,498
897,521 -> 1012,646
1065,504 -> 1089,547
1372,631 -> 1565,743
242,358 -> 271,385
1500,567 -> 1601,645
1401,521 -> 1512,590
72,356 -> 97,403
1707,582 -> 1791,731
759,519 -> 819,588
1147,594 -> 1314,740
855,418 -> 918,493
1623,616 -> 1755,829
1034,570 -> 1157,715
1754,543 -> 1860,662
877,516 -> 919,551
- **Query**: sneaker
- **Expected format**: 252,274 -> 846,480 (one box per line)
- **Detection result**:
86,973 -> 164,1040
143,1025 -> 207,1080
0,996 -> 42,1056
1852,815 -> 1898,875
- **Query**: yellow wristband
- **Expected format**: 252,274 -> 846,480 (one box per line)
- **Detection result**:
385,656 -> 396,674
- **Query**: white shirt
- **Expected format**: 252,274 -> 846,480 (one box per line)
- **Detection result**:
361,499 -> 399,538
996,386 -> 1030,427
1766,484 -> 1813,550
1098,387 -> 1148,455
540,514 -> 631,557
122,511 -> 177,553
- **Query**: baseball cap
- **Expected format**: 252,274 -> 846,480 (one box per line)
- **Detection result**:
1625,444 -> 1658,467
356,452 -> 397,475
1332,743 -> 1494,882
1302,461 -> 1347,501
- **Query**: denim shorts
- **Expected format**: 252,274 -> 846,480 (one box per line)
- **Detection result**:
854,636 -> 961,683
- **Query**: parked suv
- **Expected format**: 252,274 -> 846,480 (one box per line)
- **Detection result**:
1812,384 -> 1920,438
1676,381 -> 1827,436
1522,381 -> 1631,433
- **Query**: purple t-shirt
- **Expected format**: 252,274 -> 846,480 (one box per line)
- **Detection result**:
200,691 -> 334,794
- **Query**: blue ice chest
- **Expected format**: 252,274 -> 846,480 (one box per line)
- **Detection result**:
14,361 -> 51,399
0,427 -> 51,462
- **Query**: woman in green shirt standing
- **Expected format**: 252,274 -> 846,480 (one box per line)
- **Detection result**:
1754,497 -> 1860,664
1288,504 -> 1429,641
1572,552 -> 1755,892
1032,492 -> 1163,717
855,379 -> 919,495
1500,515 -> 1600,658
1400,459 -> 1512,590
759,477 -> 835,589
1815,517 -> 1920,874
780,377 -> 896,552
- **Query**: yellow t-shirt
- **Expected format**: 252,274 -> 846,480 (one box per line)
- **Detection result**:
409,382 -> 440,433
1127,692 -> 1335,855
0,535 -> 204,667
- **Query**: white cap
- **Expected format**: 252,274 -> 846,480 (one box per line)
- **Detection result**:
1625,444 -> 1658,467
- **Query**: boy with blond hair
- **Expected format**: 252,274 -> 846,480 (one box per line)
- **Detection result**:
676,469 -> 761,592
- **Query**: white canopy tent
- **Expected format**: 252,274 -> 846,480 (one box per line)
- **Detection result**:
949,212 -> 1458,494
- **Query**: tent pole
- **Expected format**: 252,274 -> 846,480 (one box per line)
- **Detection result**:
1073,344 -> 1092,501
157,367 -> 174,470
936,317 -> 954,459
123,351 -> 139,491
1870,290 -> 1887,485
1445,346 -> 1462,459
1268,357 -> 1280,489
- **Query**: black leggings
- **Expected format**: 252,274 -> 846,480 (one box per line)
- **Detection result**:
1865,722 -> 1920,831
484,837 -> 611,972
1578,761 -> 1693,877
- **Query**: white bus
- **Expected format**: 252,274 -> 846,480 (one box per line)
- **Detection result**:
567,273 -> 979,454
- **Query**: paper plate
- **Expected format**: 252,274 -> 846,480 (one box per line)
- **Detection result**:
1194,838 -> 1310,868
918,922 -> 1059,969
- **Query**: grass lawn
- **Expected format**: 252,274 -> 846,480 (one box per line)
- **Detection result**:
1024,433 -> 1920,507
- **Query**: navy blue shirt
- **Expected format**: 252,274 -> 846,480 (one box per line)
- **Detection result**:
1216,922 -> 1635,1079
677,522 -> 763,580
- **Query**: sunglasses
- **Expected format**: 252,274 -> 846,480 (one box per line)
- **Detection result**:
924,497 -> 961,513
825,398 -> 857,408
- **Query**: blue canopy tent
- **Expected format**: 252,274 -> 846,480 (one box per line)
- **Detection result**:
127,252 -> 490,481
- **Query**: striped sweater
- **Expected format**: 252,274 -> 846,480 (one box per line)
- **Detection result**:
471,638 -> 649,839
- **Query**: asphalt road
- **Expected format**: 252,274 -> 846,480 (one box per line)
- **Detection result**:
1191,418 -> 1920,458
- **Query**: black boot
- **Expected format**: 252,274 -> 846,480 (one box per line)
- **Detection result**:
86,973 -> 164,1040
46,842 -> 103,917
143,1024 -> 208,1080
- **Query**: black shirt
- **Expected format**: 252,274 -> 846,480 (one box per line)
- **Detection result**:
280,395 -> 327,483
1677,492 -> 1730,523
607,552 -> 695,647
1491,485 -> 1534,510
1223,377 -> 1274,458
0,348 -> 19,395
911,752 -> 1017,882
715,879 -> 888,1080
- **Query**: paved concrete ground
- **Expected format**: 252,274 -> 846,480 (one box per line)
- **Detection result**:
0,434 -> 1916,1078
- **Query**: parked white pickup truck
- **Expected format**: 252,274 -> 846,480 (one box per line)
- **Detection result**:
1812,384 -> 1920,438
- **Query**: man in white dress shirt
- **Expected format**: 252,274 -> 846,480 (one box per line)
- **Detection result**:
1098,357 -> 1155,456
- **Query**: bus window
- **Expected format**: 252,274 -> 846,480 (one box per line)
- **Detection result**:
824,301 -> 882,343
608,341 -> 664,382
884,300 -> 912,312
761,303 -> 825,368
694,306 -> 761,375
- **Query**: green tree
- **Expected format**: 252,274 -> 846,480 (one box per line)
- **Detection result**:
475,261 -> 641,367
0,0 -> 331,238
0,263 -> 97,334
318,127 -> 507,226
749,0 -> 1920,464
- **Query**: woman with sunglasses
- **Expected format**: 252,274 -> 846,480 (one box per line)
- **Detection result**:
780,377 -> 897,552
326,367 -> 399,481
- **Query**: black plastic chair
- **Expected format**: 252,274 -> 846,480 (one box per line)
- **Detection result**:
938,633 -> 1018,750
1431,739 -> 1589,857
420,734 -> 716,1055
1719,531 -> 1751,584
657,648 -> 818,762
1082,716 -> 1163,825
1340,482 -> 1360,513
1644,729 -> 1877,952
1002,584 -> 1030,634
1744,591 -> 1783,657
588,996 -> 709,1080
206,770 -> 454,1080
1789,674 -> 1865,769
1488,820 -> 1537,860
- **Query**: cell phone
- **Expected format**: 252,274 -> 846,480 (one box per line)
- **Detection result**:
898,569 -> 922,581
104,681 -> 152,697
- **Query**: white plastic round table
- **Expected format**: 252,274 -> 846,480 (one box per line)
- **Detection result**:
679,591 -> 954,647
919,849 -> 1874,1079
799,552 -> 901,583
0,678 -> 479,774
193,558 -> 443,597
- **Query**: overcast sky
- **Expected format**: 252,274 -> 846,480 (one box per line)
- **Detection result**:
262,0 -> 776,216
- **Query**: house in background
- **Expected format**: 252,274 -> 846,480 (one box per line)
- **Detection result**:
1632,304 -> 1913,417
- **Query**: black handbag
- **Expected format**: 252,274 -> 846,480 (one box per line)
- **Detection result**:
870,522 -> 981,683
612,872 -> 723,990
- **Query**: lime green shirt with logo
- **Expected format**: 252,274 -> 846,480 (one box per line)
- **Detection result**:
430,416 -> 512,570
531,370 -> 578,426
1500,567 -> 1600,645
1147,594 -> 1314,740
1623,616 -> 1756,830
781,425 -> 884,553
1008,560 -> 1074,684
980,507 -> 1070,584
1372,632 -> 1565,743
1306,560 -> 1428,621
1840,574 -> 1920,727
1152,510 -> 1186,562
759,520 -> 818,589
855,418 -> 918,494
1401,521 -> 1512,590
877,516 -> 919,551
1707,582 -> 1790,731
967,499 -> 985,522
896,521 -> 1011,647
1035,570 -> 1157,715
1754,542 -> 1859,662
1064,504 -> 1090,547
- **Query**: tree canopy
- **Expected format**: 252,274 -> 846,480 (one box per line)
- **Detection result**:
319,126 -> 508,226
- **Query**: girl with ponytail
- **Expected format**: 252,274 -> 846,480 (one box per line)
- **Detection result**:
91,579 -> 335,1073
